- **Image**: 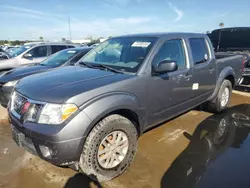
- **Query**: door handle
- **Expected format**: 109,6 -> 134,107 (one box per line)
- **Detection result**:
177,73 -> 192,80
209,68 -> 215,73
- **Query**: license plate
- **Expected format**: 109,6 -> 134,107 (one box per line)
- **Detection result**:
11,126 -> 24,146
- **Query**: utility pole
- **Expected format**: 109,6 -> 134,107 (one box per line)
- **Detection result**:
68,16 -> 72,42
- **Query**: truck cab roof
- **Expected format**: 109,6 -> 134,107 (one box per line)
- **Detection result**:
116,32 -> 206,39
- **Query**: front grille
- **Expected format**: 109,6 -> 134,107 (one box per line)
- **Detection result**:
11,92 -> 44,122
13,92 -> 28,115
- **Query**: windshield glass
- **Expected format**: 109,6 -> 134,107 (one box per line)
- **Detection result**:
80,37 -> 157,73
9,45 -> 33,57
40,49 -> 80,66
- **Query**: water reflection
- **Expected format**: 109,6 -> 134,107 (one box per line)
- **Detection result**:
161,104 -> 250,188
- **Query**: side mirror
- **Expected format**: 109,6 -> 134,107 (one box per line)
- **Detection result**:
23,53 -> 33,59
153,60 -> 178,75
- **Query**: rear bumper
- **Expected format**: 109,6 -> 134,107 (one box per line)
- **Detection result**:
8,108 -> 92,166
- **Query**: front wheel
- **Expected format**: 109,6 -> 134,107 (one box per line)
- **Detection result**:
79,114 -> 138,182
207,80 -> 232,113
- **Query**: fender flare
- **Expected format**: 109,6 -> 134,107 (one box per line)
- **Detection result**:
80,92 -> 146,136
208,66 -> 235,102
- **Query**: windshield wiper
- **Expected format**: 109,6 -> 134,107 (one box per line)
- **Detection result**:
78,61 -> 95,68
92,64 -> 125,74
79,62 -> 125,74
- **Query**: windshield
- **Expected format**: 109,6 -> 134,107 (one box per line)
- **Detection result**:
80,37 -> 157,73
40,49 -> 80,66
9,45 -> 33,57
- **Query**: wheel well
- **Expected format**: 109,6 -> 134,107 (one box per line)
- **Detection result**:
109,109 -> 141,135
225,75 -> 235,87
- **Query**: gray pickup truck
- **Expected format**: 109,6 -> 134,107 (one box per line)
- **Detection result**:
8,33 -> 243,181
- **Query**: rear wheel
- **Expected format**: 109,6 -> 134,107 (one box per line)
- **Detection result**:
207,80 -> 232,113
79,114 -> 138,182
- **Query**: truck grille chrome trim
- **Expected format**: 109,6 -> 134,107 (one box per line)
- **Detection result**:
10,91 -> 45,122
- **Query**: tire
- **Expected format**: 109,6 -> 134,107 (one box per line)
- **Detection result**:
79,114 -> 138,182
207,80 -> 232,113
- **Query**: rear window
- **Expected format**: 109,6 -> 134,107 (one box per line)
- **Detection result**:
209,28 -> 250,50
189,38 -> 209,65
67,45 -> 75,48
51,45 -> 67,54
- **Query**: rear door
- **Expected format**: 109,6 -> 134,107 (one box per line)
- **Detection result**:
189,38 -> 216,102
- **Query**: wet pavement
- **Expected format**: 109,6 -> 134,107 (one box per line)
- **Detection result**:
0,94 -> 250,188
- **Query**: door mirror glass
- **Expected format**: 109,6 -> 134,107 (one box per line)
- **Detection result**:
23,53 -> 33,59
154,60 -> 178,75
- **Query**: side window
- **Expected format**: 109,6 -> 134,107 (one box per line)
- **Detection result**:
153,39 -> 186,70
28,46 -> 47,58
67,45 -> 75,48
51,45 -> 67,54
189,38 -> 209,65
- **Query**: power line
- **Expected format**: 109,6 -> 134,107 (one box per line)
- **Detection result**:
68,16 -> 72,41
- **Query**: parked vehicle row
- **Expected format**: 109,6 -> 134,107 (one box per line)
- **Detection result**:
0,43 -> 76,73
0,47 -> 92,107
7,32 -> 243,181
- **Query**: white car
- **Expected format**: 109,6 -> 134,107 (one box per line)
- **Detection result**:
0,43 -> 75,70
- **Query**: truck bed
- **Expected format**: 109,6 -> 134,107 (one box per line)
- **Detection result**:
215,53 -> 243,84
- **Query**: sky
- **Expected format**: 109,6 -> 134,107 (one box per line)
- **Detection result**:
0,0 -> 250,41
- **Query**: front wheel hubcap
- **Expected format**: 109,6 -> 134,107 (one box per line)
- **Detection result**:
97,131 -> 129,169
221,87 -> 229,107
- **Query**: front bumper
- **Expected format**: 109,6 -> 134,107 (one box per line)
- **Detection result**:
242,68 -> 250,77
8,108 -> 92,166
0,85 -> 13,108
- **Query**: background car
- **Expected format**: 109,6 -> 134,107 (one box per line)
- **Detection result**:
2,46 -> 17,52
0,47 -> 92,107
0,48 -> 11,60
0,43 -> 76,73
208,27 -> 250,84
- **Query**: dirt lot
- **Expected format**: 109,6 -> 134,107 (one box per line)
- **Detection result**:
0,92 -> 249,188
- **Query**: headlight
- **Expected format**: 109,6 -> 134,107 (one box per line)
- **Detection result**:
4,80 -> 19,87
38,103 -> 78,124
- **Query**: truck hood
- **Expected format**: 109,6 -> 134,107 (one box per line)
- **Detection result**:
0,64 -> 52,83
16,66 -> 133,104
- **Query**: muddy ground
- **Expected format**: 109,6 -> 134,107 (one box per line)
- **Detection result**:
0,92 -> 249,188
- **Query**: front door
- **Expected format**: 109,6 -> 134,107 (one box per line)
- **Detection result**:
147,39 -> 193,127
21,45 -> 48,64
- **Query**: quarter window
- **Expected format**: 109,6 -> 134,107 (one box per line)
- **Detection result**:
189,38 -> 209,65
153,39 -> 186,70
51,45 -> 67,54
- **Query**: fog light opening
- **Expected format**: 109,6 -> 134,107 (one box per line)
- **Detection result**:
39,145 -> 52,159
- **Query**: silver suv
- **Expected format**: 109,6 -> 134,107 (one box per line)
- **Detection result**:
0,43 -> 75,70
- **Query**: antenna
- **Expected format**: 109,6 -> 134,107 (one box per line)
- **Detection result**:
68,16 -> 72,41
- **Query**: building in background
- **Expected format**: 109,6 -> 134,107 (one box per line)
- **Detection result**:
71,39 -> 91,44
